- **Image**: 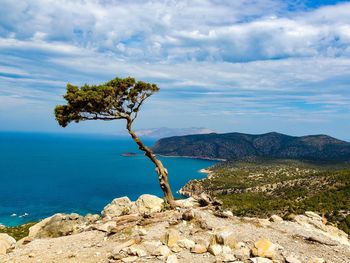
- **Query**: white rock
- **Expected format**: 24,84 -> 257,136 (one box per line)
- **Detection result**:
208,244 -> 222,256
270,215 -> 283,223
215,229 -> 236,249
175,197 -> 198,208
234,247 -> 251,261
223,252 -> 236,262
222,245 -> 232,254
191,244 -> 207,254
135,194 -> 164,214
142,240 -> 162,253
95,221 -> 116,232
222,210 -> 234,217
102,197 -> 135,218
162,228 -> 180,247
152,245 -> 171,257
127,245 -> 147,257
177,238 -> 195,249
305,211 -> 322,221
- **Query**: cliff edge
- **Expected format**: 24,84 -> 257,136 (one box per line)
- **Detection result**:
0,194 -> 349,263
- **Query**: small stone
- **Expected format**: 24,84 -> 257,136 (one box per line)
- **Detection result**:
182,210 -> 195,221
222,252 -> 236,262
234,247 -> 251,261
270,215 -> 283,223
142,240 -> 162,253
236,242 -> 247,248
222,210 -> 234,217
28,253 -> 35,258
199,219 -> 212,230
222,245 -> 232,254
251,239 -> 277,259
177,238 -> 195,249
95,221 -> 117,232
195,238 -> 210,248
138,228 -> 147,236
162,228 -> 181,247
166,254 -> 178,263
191,244 -> 207,254
208,244 -> 222,256
171,244 -> 182,253
152,245 -> 171,257
128,245 -> 147,257
215,229 -> 236,249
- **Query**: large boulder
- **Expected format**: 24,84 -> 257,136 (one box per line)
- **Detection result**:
0,233 -> 16,255
102,197 -> 136,219
28,213 -> 86,238
135,194 -> 164,214
294,212 -> 350,246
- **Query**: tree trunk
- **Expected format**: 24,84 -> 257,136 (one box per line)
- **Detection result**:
126,119 -> 176,208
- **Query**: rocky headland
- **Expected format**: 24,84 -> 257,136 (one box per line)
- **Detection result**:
0,194 -> 349,263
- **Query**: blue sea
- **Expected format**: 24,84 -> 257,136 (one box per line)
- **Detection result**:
0,132 -> 216,226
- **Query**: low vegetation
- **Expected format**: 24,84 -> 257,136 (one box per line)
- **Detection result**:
200,159 -> 350,234
0,222 -> 36,240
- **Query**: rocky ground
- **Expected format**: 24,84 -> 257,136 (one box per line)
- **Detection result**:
0,194 -> 349,263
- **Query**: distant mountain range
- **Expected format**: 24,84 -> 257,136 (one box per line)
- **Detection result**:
135,127 -> 215,139
152,132 -> 350,162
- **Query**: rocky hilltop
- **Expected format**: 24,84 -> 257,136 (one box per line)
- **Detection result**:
152,132 -> 350,162
1,194 -> 349,263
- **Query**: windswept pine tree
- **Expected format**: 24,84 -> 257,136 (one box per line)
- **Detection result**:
55,77 -> 176,207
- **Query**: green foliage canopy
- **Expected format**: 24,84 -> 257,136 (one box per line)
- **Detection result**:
55,77 -> 159,127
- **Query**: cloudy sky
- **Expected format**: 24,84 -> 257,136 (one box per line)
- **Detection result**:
0,0 -> 349,140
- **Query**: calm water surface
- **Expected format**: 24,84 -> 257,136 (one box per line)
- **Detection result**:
0,132 -> 216,226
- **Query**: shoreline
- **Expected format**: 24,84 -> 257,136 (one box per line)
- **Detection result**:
157,154 -> 226,162
179,166 -> 215,197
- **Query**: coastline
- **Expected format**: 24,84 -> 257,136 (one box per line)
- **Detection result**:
179,166 -> 215,197
199,168 -> 215,179
157,154 -> 226,162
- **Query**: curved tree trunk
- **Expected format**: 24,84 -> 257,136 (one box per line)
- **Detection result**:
126,119 -> 176,208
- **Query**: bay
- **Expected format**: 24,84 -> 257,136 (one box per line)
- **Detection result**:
0,132 -> 216,226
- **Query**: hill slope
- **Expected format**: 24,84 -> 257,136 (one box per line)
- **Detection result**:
152,132 -> 350,161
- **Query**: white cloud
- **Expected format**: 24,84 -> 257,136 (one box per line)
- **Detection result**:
0,0 -> 350,139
